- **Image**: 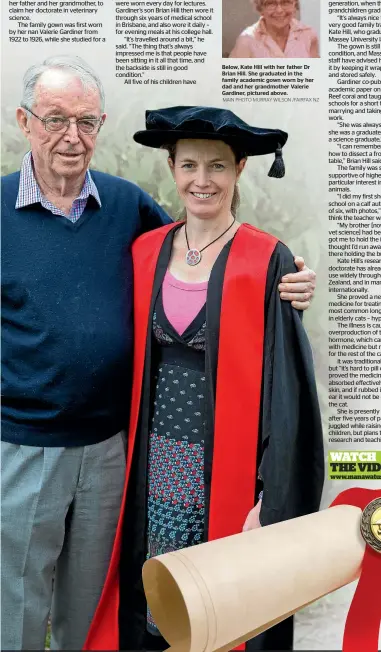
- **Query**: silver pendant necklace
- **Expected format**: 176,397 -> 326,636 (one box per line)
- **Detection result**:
185,218 -> 236,266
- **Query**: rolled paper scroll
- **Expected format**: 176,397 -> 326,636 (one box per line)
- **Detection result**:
142,505 -> 365,652
330,488 -> 381,652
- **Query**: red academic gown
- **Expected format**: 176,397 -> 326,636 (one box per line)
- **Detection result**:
84,222 -> 324,651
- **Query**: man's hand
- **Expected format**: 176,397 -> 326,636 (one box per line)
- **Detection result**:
242,499 -> 262,532
278,256 -> 316,311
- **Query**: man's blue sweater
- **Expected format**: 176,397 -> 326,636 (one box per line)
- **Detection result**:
1,170 -> 171,446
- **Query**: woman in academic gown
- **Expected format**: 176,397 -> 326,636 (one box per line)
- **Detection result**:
84,107 -> 324,651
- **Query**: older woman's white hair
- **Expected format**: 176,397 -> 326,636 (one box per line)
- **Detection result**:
251,0 -> 300,11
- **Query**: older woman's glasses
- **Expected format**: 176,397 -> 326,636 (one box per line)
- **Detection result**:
22,107 -> 103,134
263,0 -> 295,9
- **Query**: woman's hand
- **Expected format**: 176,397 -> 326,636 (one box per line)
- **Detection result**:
278,256 -> 316,311
242,499 -> 262,532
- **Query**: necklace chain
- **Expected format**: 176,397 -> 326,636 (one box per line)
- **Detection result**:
184,218 -> 236,266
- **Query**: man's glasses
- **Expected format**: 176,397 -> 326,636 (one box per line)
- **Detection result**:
22,106 -> 103,135
263,0 -> 295,9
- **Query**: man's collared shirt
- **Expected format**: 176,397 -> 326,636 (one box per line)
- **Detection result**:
15,151 -> 101,223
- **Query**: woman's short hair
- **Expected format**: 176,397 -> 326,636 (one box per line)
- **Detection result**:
252,0 -> 299,12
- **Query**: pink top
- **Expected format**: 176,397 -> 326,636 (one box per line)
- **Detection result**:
162,270 -> 208,336
229,17 -> 319,58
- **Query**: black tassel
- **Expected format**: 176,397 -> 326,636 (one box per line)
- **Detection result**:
268,144 -> 285,178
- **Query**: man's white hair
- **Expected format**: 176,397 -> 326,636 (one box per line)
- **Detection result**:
21,54 -> 105,112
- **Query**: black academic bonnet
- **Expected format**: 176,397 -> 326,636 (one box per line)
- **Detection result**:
133,106 -> 288,177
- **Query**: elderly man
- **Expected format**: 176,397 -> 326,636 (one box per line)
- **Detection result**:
1,55 -> 316,650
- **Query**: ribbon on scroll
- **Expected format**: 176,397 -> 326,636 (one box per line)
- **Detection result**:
330,488 -> 381,652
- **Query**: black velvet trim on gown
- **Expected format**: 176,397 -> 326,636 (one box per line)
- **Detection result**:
117,227 -> 324,651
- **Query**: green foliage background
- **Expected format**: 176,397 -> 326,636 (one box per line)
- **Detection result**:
1,106 -> 329,495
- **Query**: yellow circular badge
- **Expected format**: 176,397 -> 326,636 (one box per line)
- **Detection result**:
361,498 -> 381,553
370,506 -> 381,543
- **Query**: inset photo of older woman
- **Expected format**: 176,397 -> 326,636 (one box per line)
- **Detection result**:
223,0 -> 320,58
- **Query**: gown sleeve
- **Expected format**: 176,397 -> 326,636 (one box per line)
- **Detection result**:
258,241 -> 325,527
